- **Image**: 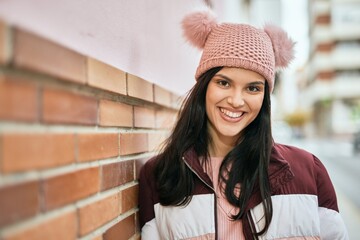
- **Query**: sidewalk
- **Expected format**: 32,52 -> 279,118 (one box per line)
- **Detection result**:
337,188 -> 360,240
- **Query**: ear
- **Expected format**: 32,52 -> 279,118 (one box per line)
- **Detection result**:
264,24 -> 295,68
181,11 -> 217,49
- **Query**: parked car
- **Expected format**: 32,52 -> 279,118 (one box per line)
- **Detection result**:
354,130 -> 360,154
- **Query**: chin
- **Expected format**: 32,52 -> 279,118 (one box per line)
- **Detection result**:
218,129 -> 243,139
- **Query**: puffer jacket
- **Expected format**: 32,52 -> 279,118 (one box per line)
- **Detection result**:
139,143 -> 348,240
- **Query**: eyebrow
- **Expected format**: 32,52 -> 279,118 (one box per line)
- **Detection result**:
214,74 -> 265,85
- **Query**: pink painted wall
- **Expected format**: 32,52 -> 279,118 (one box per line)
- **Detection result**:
0,0 -> 214,95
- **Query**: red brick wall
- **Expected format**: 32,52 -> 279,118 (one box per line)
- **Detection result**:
0,20 -> 180,240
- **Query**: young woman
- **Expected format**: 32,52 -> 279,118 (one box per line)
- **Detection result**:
139,11 -> 348,240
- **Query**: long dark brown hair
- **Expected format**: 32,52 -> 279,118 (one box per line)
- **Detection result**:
154,67 -> 273,237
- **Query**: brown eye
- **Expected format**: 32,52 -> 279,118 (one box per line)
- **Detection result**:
217,80 -> 230,88
248,85 -> 262,92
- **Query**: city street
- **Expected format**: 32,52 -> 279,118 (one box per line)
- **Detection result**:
283,137 -> 360,239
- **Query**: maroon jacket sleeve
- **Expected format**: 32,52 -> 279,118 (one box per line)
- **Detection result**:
138,160 -> 156,229
313,155 -> 339,212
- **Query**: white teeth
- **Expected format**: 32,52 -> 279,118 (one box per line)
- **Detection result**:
220,108 -> 243,118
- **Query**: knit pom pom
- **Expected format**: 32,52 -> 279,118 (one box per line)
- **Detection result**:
264,24 -> 295,68
181,11 -> 217,49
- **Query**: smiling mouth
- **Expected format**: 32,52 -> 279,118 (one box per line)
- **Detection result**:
220,108 -> 244,118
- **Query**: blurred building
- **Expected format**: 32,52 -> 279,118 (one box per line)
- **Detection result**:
300,0 -> 360,137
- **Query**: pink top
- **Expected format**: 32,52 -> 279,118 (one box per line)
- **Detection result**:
203,157 -> 245,240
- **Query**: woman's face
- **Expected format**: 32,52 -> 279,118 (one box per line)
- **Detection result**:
205,67 -> 266,145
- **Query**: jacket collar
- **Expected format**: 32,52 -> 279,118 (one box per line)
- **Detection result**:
182,143 -> 295,206
183,149 -> 214,189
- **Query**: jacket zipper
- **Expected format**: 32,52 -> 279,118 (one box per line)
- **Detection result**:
182,157 -> 215,191
182,156 -> 218,240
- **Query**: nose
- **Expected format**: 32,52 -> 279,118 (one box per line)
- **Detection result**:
227,90 -> 245,107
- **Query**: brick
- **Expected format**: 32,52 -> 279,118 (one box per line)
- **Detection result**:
3,211 -> 77,240
1,133 -> 75,173
121,185 -> 139,213
99,100 -> 133,127
103,214 -> 135,240
78,193 -> 120,236
0,21 -> 10,65
101,160 -> 134,191
87,58 -> 126,94
119,133 -> 148,155
148,132 -> 167,152
42,167 -> 99,210
42,88 -> 97,125
0,76 -> 38,122
133,106 -> 155,129
154,85 -> 172,107
77,133 -> 118,162
127,74 -> 153,102
155,110 -> 178,129
14,28 -> 86,83
0,181 -> 40,227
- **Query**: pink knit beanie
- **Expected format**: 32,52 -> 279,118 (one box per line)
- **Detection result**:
182,11 -> 295,92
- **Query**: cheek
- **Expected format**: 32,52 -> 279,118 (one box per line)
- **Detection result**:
206,84 -> 225,104
205,85 -> 218,112
205,92 -> 214,119
251,96 -> 264,114
205,89 -> 224,125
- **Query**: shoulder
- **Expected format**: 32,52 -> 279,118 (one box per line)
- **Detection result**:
139,155 -> 159,180
273,142 -> 312,156
273,142 -> 315,162
272,142 -> 322,175
138,155 -> 160,204
271,142 -> 333,195
271,142 -> 318,171
272,142 -> 332,179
